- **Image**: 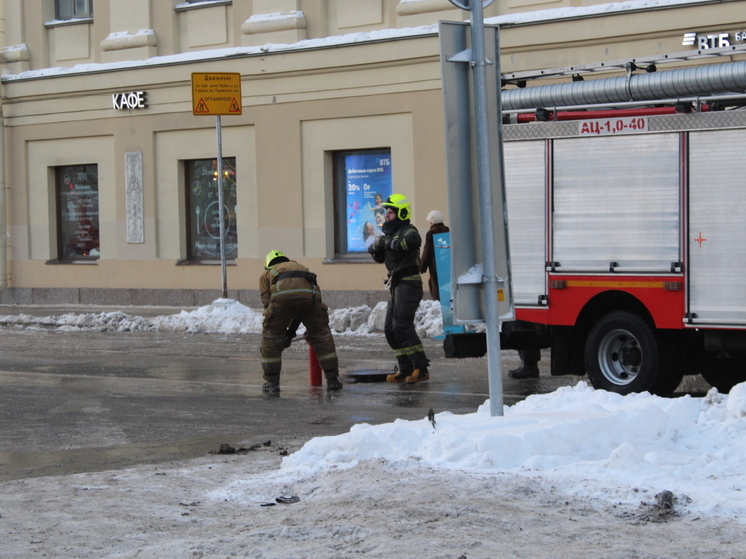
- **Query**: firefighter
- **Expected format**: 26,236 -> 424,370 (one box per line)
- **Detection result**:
368,194 -> 430,383
259,250 -> 342,392
509,349 -> 541,379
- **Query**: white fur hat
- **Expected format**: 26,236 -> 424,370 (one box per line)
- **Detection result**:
426,210 -> 444,224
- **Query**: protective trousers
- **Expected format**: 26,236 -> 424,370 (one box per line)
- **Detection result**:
384,281 -> 429,373
260,297 -> 339,382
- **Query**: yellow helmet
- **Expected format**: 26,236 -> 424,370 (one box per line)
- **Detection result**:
265,250 -> 287,269
382,193 -> 412,221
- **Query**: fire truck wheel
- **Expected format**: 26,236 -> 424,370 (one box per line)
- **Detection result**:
585,311 -> 661,395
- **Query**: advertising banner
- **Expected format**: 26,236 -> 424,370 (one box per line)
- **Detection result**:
343,152 -> 392,253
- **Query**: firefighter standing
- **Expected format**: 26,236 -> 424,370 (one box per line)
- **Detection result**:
368,194 -> 430,383
259,250 -> 342,392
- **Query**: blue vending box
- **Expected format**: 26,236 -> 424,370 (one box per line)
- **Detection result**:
433,232 -> 465,337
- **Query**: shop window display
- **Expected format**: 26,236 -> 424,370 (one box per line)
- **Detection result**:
56,164 -> 99,260
185,157 -> 237,261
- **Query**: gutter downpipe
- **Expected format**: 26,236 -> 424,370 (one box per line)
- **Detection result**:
0,95 -> 5,290
0,10 -> 6,290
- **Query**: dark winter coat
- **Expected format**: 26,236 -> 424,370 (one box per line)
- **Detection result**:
368,219 -> 422,288
419,222 -> 449,301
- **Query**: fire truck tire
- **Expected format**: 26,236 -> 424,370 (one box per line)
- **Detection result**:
584,311 -> 662,395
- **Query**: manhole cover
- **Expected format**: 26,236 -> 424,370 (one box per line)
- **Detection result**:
344,369 -> 392,383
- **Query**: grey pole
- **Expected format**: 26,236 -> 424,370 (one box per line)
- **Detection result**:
216,115 -> 228,298
449,0 -> 504,416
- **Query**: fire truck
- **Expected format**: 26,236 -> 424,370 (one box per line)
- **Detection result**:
494,50 -> 746,396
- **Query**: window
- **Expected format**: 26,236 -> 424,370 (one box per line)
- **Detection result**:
56,164 -> 99,260
334,149 -> 392,256
55,0 -> 92,20
185,158 -> 237,261
175,0 -> 232,10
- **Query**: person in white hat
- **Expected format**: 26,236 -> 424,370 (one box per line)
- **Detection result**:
419,210 -> 449,302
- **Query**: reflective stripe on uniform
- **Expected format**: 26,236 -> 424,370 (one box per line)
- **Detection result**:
262,357 -> 283,364
393,343 -> 424,357
316,351 -> 337,362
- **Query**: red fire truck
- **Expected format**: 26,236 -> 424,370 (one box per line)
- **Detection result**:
494,54 -> 746,395
502,62 -> 746,394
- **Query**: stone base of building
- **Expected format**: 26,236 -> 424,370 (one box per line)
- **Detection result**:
0,287 -> 391,310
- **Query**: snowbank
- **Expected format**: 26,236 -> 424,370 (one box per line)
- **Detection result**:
262,382 -> 746,522
0,299 -> 446,338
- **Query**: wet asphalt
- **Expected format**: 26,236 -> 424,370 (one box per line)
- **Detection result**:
0,304 -> 711,481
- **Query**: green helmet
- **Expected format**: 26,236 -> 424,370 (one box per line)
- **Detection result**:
265,249 -> 287,269
382,193 -> 412,221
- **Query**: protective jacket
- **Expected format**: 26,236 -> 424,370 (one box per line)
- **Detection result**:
368,219 -> 423,287
259,260 -> 321,309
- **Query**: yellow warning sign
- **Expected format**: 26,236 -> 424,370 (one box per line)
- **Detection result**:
191,73 -> 242,116
194,98 -> 210,114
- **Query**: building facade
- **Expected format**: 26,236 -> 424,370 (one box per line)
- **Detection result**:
0,0 -> 744,307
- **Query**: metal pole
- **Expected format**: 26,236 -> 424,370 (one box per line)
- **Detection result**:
468,1 -> 504,416
215,115 -> 228,298
0,95 -> 6,289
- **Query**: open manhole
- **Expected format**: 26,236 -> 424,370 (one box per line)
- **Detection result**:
344,369 -> 392,383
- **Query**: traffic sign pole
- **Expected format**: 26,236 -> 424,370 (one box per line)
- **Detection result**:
216,115 -> 227,298
191,73 -> 242,299
446,0 -> 505,417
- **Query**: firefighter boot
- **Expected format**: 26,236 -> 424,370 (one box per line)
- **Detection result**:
405,367 -> 429,383
508,363 -> 539,379
262,380 -> 281,393
327,376 -> 343,391
386,368 -> 409,382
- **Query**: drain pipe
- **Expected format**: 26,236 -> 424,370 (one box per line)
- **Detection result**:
0,88 -> 6,290
0,8 -> 6,290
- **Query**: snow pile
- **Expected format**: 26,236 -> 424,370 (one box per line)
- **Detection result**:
251,382 -> 746,522
0,298 -> 446,337
0,299 -> 264,334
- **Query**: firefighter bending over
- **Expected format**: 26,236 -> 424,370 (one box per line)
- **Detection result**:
368,194 -> 430,383
259,250 -> 342,393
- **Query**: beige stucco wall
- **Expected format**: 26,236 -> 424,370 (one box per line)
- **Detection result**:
1,0 -> 746,304
1,29 -> 447,297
